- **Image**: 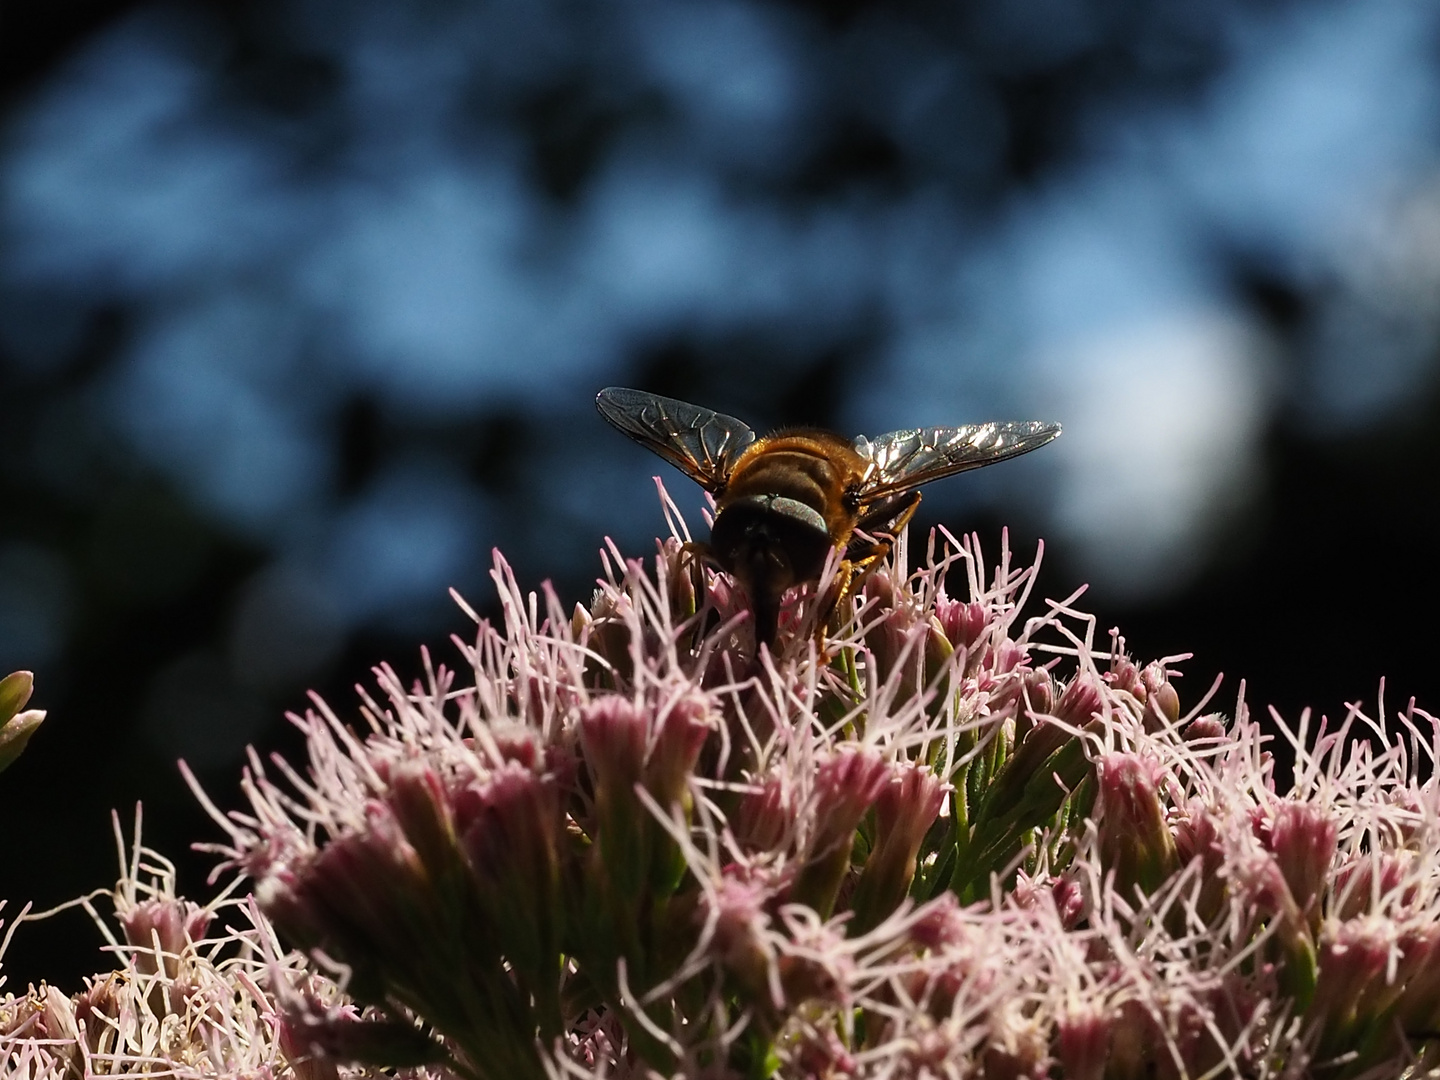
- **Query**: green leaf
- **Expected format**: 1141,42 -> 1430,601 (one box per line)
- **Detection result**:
0,671 -> 33,725
0,709 -> 44,773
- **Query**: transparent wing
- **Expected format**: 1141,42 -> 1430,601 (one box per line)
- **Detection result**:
858,420 -> 1062,497
595,387 -> 756,492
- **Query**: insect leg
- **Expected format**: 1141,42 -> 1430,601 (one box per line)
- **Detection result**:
819,491 -> 923,639
680,539 -> 715,579
813,557 -> 859,642
852,489 -> 922,542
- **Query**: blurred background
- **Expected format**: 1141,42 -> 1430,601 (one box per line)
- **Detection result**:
2,0 -> 1439,989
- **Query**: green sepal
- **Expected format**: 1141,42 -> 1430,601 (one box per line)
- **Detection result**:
0,708 -> 44,773
0,670 -> 33,723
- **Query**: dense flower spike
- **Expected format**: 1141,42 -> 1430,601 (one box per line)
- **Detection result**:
186,496 -> 1440,1079
9,486 -> 1440,1079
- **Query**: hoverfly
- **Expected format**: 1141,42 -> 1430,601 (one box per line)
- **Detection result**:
596,387 -> 1061,647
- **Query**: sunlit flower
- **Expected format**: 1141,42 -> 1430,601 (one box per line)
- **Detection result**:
10,484 -> 1440,1079
182,493 -> 1440,1078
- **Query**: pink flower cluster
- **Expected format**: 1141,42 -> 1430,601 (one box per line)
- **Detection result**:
198,486 -> 1440,1078
7,488 -> 1440,1079
0,811 -> 311,1077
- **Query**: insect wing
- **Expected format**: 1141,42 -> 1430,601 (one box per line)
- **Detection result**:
595,387 -> 757,492
858,420 -> 1062,497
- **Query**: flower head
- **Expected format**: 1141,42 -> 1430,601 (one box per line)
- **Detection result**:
1,812 -> 324,1077
156,487 -> 1440,1079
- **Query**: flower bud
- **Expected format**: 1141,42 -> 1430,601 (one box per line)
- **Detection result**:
1106,655 -> 1144,701
579,694 -> 647,780
989,639 -> 1027,680
0,670 -> 43,772
1014,871 -> 1081,927
385,762 -> 461,881
907,893 -> 967,951
570,601 -> 592,639
704,570 -> 742,623
811,748 -> 893,854
1140,663 -> 1180,728
1105,999 -> 1161,1080
37,984 -> 80,1043
734,773 -> 795,853
1226,848 -> 1316,1003
70,974 -> 127,1057
455,763 -> 565,1025
1262,801 -> 1338,924
991,665 -> 1054,736
778,937 -> 850,1010
1173,801 -> 1227,923
1183,715 -> 1227,744
1055,1000 -> 1112,1080
489,722 -> 548,770
1394,923 -> 1440,1034
703,869 -> 778,1003
1008,705 -> 1065,771
935,598 -> 990,655
657,536 -> 697,623
789,1025 -> 857,1078
253,848 -> 332,952
982,999 -> 1048,1080
1332,851 -> 1413,920
792,747 -> 891,918
1379,787 -> 1426,846
271,805 -> 448,1009
1228,847 -> 1299,918
1095,753 -> 1178,896
1055,671 -> 1105,728
1354,921 -> 1440,1034
1310,916 -> 1395,1049
643,690 -> 713,810
1020,666 -> 1056,719
117,897 -> 214,981
981,672 -> 1085,826
864,568 -> 898,611
1052,874 -> 1085,929
0,706 -> 43,772
582,591 -> 637,682
850,764 -> 947,931
864,607 -> 929,704
0,669 -> 33,721
923,615 -> 957,682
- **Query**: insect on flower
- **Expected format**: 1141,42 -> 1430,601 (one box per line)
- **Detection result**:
596,387 -> 1062,646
